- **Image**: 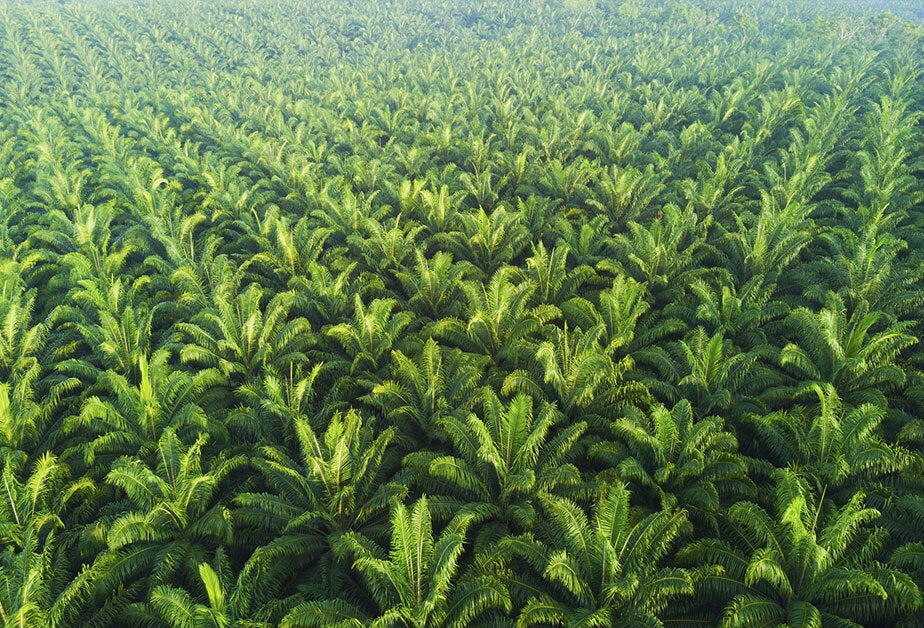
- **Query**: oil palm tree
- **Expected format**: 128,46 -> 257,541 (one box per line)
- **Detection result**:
0,527 -> 92,628
178,281 -> 315,417
778,292 -> 917,408
0,260 -> 46,381
503,323 -> 645,418
395,251 -> 470,321
53,272 -> 155,385
724,187 -> 815,284
443,207 -> 529,278
686,275 -> 788,350
679,469 -> 921,626
746,384 -> 905,498
560,273 -> 652,358
62,348 -> 221,469
0,453 -> 94,627
144,550 -> 275,627
511,482 -> 692,626
87,429 -> 245,598
232,410 -> 403,607
610,203 -> 709,305
432,267 -> 558,372
638,329 -> 763,418
524,242 -> 595,309
366,338 -> 483,447
283,497 -> 508,627
324,295 -> 414,396
407,389 -> 585,539
592,400 -> 753,525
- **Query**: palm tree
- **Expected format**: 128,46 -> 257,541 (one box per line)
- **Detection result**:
679,469 -> 921,626
232,410 -> 403,606
53,271 -> 155,385
245,212 -> 332,289
145,550 -> 274,627
283,497 -> 508,627
724,187 -> 815,284
443,207 -> 529,278
87,429 -> 245,598
407,389 -> 585,538
610,203 -> 709,305
395,251 -> 469,321
0,527 -> 91,628
592,400 -> 753,526
586,163 -> 664,227
0,264 -> 67,457
524,242 -> 594,309
746,384 -> 905,498
366,339 -> 483,447
347,215 -> 424,278
409,184 -> 465,238
324,295 -> 414,397
432,267 -> 558,373
552,215 -> 615,268
178,281 -> 315,419
233,362 -> 324,446
0,452 -> 90,557
685,275 -> 788,350
510,482 -> 692,626
638,329 -> 763,418
777,292 -> 916,408
0,260 -> 46,382
503,323 -> 645,418
560,273 -> 652,358
311,187 -> 386,246
62,348 -> 221,469
289,261 -> 358,328
0,453 -> 94,627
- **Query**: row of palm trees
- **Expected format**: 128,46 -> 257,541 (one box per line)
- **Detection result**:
0,0 -> 921,625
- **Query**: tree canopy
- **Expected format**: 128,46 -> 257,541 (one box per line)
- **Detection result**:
0,0 -> 921,625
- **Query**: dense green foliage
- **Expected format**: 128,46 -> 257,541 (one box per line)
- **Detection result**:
0,0 -> 921,625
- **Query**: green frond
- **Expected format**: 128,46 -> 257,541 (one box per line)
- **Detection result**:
720,594 -> 785,628
280,599 -> 367,627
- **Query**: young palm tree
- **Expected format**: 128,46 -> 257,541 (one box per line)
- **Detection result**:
679,470 -> 921,626
144,550 -> 275,627
179,282 -> 314,387
232,410 -> 403,606
0,260 -> 46,381
523,242 -> 595,309
432,267 -> 558,373
366,338 -> 483,446
405,389 -> 586,539
512,482 -> 692,626
324,294 -> 414,396
746,383 -> 905,498
504,323 -> 645,419
0,453 -> 94,627
178,280 -> 315,437
560,273 -> 652,358
638,329 -> 763,418
685,275 -> 788,350
592,400 -> 753,526
53,272 -> 155,385
395,251 -> 470,321
0,527 -> 91,628
610,203 -> 709,305
777,292 -> 916,408
443,207 -> 529,278
724,187 -> 815,285
62,348 -> 221,469
282,497 -> 507,627
88,429 -> 245,599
